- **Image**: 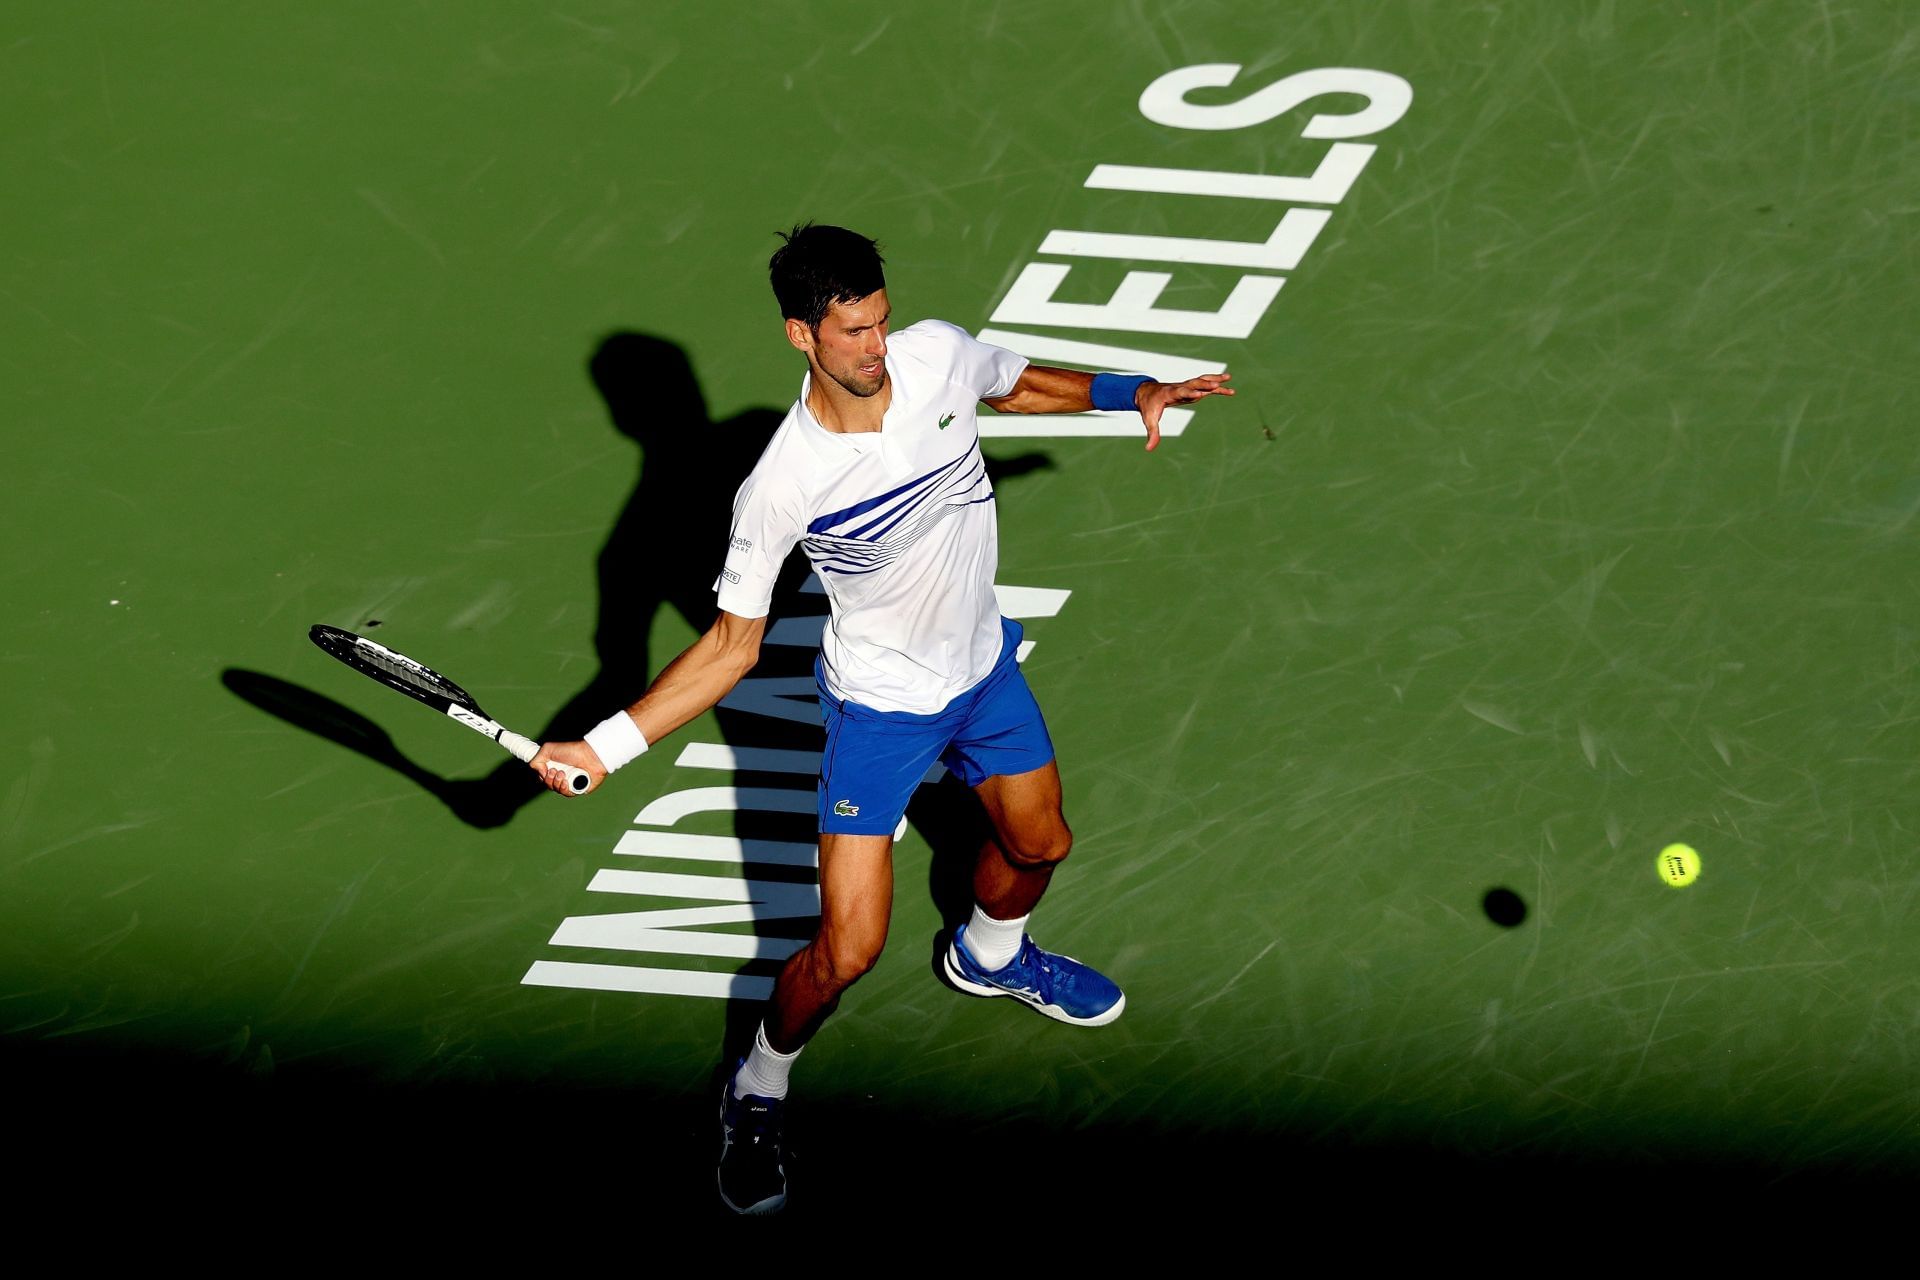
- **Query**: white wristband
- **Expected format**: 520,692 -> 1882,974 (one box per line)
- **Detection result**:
583,712 -> 649,773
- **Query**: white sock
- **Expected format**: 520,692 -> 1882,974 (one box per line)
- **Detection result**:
731,1022 -> 800,1101
961,905 -> 1029,971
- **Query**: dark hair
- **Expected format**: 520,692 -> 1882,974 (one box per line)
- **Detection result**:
769,224 -> 886,329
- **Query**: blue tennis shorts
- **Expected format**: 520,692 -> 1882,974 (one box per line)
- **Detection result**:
815,617 -> 1055,836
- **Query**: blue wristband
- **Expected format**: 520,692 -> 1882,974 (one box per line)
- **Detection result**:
1089,373 -> 1153,412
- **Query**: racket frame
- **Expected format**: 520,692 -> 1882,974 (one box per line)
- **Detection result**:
308,625 -> 589,794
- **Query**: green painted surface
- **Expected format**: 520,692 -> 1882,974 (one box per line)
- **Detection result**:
3,0 -> 1917,1216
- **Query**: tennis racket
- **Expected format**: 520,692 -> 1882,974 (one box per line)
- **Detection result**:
308,624 -> 589,794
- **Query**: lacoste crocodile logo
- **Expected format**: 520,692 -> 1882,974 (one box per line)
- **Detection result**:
938,412 -> 955,430
834,799 -> 859,817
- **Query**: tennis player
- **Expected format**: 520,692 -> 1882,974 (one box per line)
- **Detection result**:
531,224 -> 1231,1214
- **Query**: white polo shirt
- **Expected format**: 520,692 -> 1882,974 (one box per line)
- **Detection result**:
714,319 -> 1028,714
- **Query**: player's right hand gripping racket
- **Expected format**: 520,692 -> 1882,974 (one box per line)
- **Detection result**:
309,625 -> 589,794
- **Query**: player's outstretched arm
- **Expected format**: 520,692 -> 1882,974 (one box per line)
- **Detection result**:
530,609 -> 767,796
983,366 -> 1233,452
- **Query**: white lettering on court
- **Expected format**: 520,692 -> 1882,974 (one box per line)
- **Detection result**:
524,59 -> 1412,999
522,580 -> 1070,999
982,61 -> 1412,440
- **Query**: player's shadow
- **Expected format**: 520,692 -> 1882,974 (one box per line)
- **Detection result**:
225,333 -> 784,829
441,331 -> 801,829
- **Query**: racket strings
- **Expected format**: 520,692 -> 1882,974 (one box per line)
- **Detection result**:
357,646 -> 451,697
311,625 -> 485,713
321,630 -> 476,708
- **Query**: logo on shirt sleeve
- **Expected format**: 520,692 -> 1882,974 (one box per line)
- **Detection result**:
938,412 -> 955,430
730,535 -> 753,553
833,799 -> 860,817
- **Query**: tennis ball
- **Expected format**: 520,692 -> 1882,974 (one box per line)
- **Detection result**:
1657,843 -> 1701,888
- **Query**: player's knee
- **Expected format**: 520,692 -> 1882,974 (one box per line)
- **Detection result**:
1001,822 -> 1072,869
817,921 -> 887,990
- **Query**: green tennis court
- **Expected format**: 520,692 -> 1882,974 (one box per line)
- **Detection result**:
5,0 -> 1916,1232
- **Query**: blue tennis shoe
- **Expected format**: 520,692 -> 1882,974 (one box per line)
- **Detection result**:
943,927 -> 1125,1026
717,1077 -> 788,1215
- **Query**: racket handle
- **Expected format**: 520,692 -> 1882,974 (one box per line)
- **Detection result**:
499,730 -> 591,795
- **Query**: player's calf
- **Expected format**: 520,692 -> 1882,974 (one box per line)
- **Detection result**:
760,913 -> 889,1053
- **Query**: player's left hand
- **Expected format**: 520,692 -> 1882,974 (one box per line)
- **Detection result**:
1137,373 -> 1234,452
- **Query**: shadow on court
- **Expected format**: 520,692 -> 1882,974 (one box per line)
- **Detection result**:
224,331 -> 787,830
6,1031 -> 1904,1247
